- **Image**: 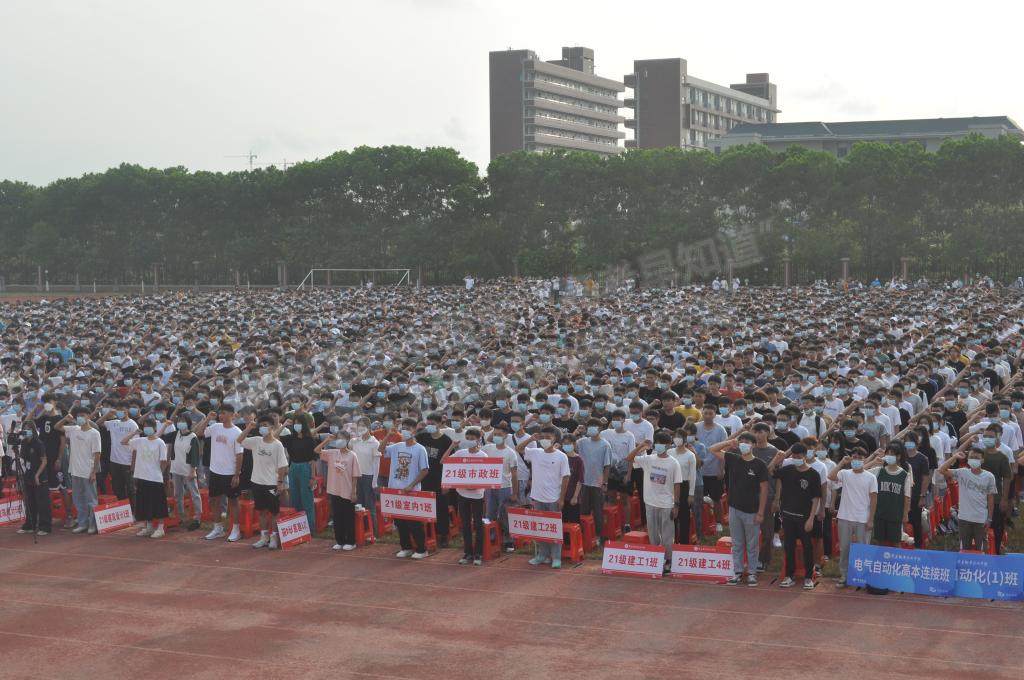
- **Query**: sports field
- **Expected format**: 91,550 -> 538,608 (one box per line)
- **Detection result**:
0,530 -> 1019,680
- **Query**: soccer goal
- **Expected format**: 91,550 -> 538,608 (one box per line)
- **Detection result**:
296,268 -> 412,290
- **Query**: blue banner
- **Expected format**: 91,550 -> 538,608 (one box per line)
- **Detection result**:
953,552 -> 1024,601
848,544 -> 1024,600
847,543 -> 957,596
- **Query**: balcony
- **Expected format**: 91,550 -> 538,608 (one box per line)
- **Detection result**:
526,96 -> 625,124
528,76 -> 623,109
624,118 -> 636,129
623,97 -> 636,109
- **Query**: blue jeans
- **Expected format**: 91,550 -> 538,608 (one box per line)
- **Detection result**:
486,487 -> 513,546
728,506 -> 760,576
71,475 -> 97,531
288,462 -> 315,530
532,500 -> 561,561
356,474 -> 377,535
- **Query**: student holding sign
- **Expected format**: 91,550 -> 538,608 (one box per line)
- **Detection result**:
381,418 -> 430,559
238,414 -> 290,550
315,429 -> 362,551
444,428 -> 488,565
516,427 -> 570,569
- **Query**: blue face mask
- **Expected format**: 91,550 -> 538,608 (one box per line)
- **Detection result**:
176,422 -> 189,432
293,423 -> 303,433
143,426 -> 155,436
850,459 -> 864,470
829,442 -> 840,451
128,408 -> 139,417
510,422 -> 522,431
493,435 -> 506,445
562,443 -> 574,452
539,414 -> 552,423
259,426 -> 270,436
654,443 -> 667,454
587,426 -> 599,436
843,429 -> 856,438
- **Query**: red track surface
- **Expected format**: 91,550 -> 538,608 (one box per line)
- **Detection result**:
0,529 -> 1020,680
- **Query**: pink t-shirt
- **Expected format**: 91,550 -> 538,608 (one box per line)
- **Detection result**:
320,448 -> 361,500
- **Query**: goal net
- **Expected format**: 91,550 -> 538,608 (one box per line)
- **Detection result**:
296,268 -> 412,289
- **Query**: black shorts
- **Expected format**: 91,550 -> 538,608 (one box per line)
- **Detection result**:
252,483 -> 280,514
135,479 -> 169,521
874,519 -> 902,544
703,476 -> 724,501
209,472 -> 241,499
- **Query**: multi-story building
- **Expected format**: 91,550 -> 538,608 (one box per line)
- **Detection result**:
489,46 -> 625,159
714,116 -> 1024,156
623,58 -> 779,150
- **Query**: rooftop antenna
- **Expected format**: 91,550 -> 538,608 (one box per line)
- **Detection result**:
225,151 -> 258,171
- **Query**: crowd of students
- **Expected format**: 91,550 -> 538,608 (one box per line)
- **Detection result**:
0,280 -> 1021,587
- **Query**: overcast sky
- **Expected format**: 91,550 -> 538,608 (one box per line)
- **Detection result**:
2,0 -> 1021,185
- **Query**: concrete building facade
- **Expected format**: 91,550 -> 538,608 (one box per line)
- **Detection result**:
623,58 -> 778,150
489,46 -> 625,159
714,116 -> 1024,156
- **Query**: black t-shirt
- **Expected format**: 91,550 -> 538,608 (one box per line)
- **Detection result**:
19,437 -> 48,484
657,411 -> 686,430
552,417 -> 579,433
724,451 -> 769,513
773,464 -> 821,519
773,429 -> 800,448
415,432 -> 453,492
638,386 -> 661,403
281,433 -> 317,463
35,414 -> 62,456
905,452 -> 931,500
943,409 -> 967,433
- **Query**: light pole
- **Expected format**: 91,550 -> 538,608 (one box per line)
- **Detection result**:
44,269 -> 49,293
192,261 -> 200,289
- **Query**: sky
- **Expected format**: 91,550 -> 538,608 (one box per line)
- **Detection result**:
2,0 -> 1022,186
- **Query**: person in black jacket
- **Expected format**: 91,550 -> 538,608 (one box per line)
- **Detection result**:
16,422 -> 52,536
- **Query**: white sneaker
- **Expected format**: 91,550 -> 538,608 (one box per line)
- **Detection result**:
252,535 -> 269,549
72,526 -> 88,534
410,552 -> 428,560
136,527 -> 153,537
395,549 -> 414,558
332,543 -> 344,551
268,534 -> 280,550
205,525 -> 226,540
342,544 -> 356,551
715,523 -> 723,533
772,534 -> 782,549
150,527 -> 165,539
779,576 -> 795,588
227,526 -> 241,542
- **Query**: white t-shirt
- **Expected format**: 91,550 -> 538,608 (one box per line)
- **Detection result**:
171,432 -> 196,476
835,468 -> 879,523
600,428 -> 636,463
524,446 -> 570,504
483,443 -> 520,489
633,453 -> 682,509
623,418 -> 654,448
242,436 -> 290,486
64,425 -> 102,479
205,422 -> 243,476
350,435 -> 381,479
668,447 -> 697,495
129,436 -> 167,483
105,418 -> 139,465
453,447 -> 489,499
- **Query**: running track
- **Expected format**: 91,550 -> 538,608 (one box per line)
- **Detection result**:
0,530 -> 1019,679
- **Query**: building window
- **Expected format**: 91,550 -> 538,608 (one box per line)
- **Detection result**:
838,146 -> 848,158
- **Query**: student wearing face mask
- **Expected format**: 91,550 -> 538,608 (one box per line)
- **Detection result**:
560,433 -> 584,525
123,419 -> 169,539
349,417 -> 381,536
444,428 -> 490,565
516,427 -> 570,569
666,428 -> 696,546
624,431 -> 681,571
865,443 -> 912,548
767,444 -> 820,589
902,431 -> 932,549
381,418 -> 430,559
278,411 -> 318,532
576,418 -> 612,542
34,394 -> 67,524
418,413 -> 456,548
974,426 -> 1013,554
828,448 -> 878,587
168,415 -> 202,531
239,414 -> 291,549
15,422 -> 51,536
600,410 -> 637,533
708,432 -> 769,586
99,400 -> 140,504
483,423 -> 520,552
939,445 -> 997,551
314,428 -> 362,551
55,407 -> 102,534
